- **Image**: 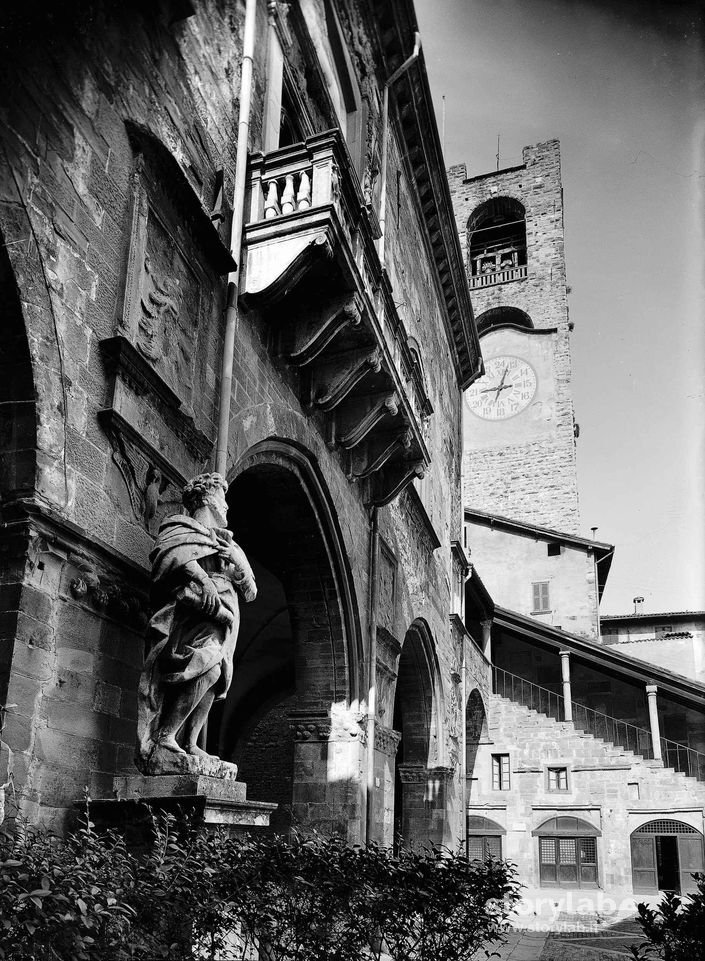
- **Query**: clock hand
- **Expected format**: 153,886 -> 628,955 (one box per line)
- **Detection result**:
494,366 -> 510,401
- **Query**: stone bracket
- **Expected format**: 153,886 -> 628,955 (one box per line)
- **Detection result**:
336,392 -> 399,450
368,458 -> 425,509
311,346 -> 381,412
281,293 -> 361,368
348,427 -> 411,480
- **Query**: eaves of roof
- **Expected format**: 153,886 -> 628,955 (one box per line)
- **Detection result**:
606,632 -> 694,643
601,611 -> 705,623
465,508 -> 615,597
494,606 -> 705,709
371,0 -> 483,390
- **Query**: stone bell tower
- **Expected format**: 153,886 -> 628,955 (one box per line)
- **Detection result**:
448,140 -> 580,535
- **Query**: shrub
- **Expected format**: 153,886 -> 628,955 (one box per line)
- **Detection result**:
631,874 -> 705,961
0,809 -> 520,961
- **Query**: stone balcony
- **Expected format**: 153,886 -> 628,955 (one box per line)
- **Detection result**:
241,129 -> 432,507
469,264 -> 527,289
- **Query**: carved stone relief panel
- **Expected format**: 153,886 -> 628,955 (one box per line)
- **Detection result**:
103,420 -> 184,534
118,161 -> 205,414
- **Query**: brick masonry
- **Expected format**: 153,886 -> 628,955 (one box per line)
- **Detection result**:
449,141 -> 581,535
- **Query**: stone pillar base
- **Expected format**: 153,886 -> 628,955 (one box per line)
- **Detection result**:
84,775 -> 277,839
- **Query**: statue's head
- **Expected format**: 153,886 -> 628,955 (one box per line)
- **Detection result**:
182,473 -> 228,523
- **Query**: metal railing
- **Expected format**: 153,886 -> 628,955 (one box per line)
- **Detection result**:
661,737 -> 705,782
492,666 -> 563,721
570,701 -> 655,760
491,666 -> 705,782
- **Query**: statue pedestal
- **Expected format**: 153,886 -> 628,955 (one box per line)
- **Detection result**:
86,775 -> 277,839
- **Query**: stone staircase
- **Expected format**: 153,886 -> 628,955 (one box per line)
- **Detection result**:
489,693 -> 705,805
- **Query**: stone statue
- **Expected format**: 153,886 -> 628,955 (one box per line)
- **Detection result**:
136,472 -> 257,777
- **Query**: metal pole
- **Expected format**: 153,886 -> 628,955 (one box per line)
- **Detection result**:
215,0 -> 258,477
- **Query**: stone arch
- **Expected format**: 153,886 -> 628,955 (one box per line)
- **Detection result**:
212,437 -> 363,834
393,618 -> 448,846
0,228 -> 39,713
476,306 -> 534,336
465,688 -> 488,795
0,189 -> 67,510
467,196 -> 527,282
0,232 -> 37,509
630,819 -> 704,895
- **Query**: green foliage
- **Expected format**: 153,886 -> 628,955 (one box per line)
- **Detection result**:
631,874 -> 705,961
0,809 -> 520,961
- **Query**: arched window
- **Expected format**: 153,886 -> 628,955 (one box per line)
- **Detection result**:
631,820 -> 704,894
533,816 -> 600,888
467,197 -> 527,289
467,815 -> 505,862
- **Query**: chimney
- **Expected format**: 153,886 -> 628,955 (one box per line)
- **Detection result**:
633,596 -> 645,614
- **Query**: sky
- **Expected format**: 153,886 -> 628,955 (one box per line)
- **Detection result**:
415,0 -> 705,615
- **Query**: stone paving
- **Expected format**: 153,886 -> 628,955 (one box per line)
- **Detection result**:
485,915 -> 645,961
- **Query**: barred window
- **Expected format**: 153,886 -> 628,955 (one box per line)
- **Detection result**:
539,835 -> 599,888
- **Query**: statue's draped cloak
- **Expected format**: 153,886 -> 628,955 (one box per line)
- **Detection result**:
137,515 -> 251,758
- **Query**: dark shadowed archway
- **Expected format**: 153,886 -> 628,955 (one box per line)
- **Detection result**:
211,439 -> 362,834
0,233 -> 37,711
465,688 -> 488,799
392,618 -> 447,847
0,234 -> 36,510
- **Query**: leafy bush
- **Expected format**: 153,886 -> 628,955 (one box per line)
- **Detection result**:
631,874 -> 705,961
0,808 -> 520,961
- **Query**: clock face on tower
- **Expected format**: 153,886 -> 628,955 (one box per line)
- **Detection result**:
466,354 -> 538,420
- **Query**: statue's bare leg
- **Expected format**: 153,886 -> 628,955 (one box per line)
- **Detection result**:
155,676 -> 211,754
183,689 -> 217,758
180,664 -> 221,757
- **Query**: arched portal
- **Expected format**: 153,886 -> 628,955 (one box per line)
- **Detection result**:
211,439 -> 362,835
0,233 -> 37,712
393,619 -> 446,847
0,232 -> 37,508
631,820 -> 704,895
465,688 -> 488,803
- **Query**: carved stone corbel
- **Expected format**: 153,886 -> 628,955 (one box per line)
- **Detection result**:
348,426 -> 411,479
369,458 -> 425,508
282,293 -> 362,367
311,346 -> 381,412
336,392 -> 399,450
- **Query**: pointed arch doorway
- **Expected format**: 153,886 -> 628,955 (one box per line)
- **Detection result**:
208,440 -> 363,836
393,619 -> 449,848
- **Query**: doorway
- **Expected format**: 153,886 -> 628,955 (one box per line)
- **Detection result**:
631,820 -> 705,894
